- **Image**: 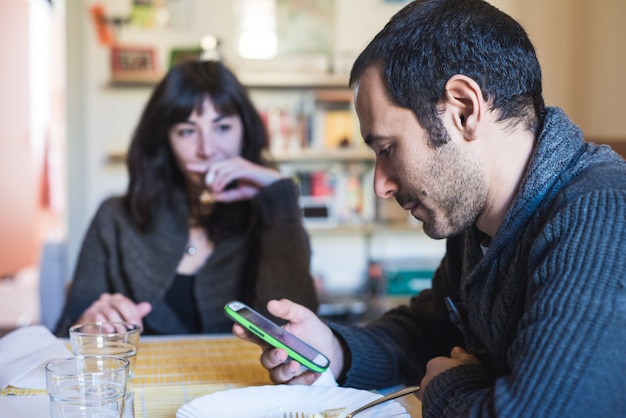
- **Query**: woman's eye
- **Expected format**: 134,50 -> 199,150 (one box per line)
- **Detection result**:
174,127 -> 196,137
215,123 -> 231,134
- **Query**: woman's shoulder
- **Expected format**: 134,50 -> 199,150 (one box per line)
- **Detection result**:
90,195 -> 134,227
95,195 -> 125,215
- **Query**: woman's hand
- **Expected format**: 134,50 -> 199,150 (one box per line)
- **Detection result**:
76,293 -> 152,331
205,157 -> 284,202
233,299 -> 345,385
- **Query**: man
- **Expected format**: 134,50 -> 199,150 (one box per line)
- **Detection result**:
234,0 -> 626,416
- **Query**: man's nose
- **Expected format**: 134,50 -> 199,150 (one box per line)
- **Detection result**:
373,160 -> 399,199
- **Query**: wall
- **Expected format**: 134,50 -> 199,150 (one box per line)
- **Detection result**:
0,0 -> 36,275
573,0 -> 626,139
66,0 -> 626,292
0,0 -> 64,276
496,0 -> 626,141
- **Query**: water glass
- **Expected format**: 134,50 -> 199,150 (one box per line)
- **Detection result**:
45,355 -> 129,418
69,322 -> 140,379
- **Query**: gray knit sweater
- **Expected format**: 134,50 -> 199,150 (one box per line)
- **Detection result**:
55,178 -> 318,336
332,108 -> 626,417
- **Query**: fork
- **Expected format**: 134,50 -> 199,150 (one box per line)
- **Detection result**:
284,385 -> 420,418
344,386 -> 419,417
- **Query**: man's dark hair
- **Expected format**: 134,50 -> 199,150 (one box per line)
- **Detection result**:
350,0 -> 545,147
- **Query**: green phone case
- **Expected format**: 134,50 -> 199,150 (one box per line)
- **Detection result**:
224,303 -> 329,373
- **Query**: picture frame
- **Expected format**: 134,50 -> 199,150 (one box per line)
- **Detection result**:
168,47 -> 203,69
110,44 -> 160,85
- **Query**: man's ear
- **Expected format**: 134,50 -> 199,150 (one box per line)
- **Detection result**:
444,75 -> 484,141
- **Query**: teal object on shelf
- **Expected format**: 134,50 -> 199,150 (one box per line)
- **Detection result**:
385,269 -> 434,296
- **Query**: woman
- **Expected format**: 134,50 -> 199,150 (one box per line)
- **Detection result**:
54,60 -> 318,336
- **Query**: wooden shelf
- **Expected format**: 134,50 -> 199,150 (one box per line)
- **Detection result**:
106,71 -> 350,89
305,222 -> 422,234
109,72 -> 162,87
105,151 -> 126,165
237,71 -> 349,89
105,147 -> 373,166
272,148 -> 373,163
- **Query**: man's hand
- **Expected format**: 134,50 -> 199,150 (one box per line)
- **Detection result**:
233,299 -> 345,385
418,346 -> 481,400
76,293 -> 152,331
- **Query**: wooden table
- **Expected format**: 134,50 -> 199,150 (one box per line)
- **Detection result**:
0,334 -> 422,417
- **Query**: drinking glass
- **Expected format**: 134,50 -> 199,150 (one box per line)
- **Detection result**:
70,322 -> 140,417
69,322 -> 140,379
45,355 -> 129,418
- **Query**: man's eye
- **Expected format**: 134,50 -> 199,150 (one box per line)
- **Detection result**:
376,147 -> 390,157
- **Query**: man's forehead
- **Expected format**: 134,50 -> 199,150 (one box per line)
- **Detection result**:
354,65 -> 385,96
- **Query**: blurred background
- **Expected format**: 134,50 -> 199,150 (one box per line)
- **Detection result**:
1,0 -> 625,335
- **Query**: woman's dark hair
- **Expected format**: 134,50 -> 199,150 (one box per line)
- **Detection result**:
124,60 -> 270,238
350,0 -> 545,147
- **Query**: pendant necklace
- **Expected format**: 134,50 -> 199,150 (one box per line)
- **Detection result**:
185,243 -> 198,256
185,227 -> 207,256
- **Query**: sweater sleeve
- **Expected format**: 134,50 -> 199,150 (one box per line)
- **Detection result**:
329,238 -> 467,389
423,190 -> 626,417
53,199 -> 120,337
249,178 -> 319,320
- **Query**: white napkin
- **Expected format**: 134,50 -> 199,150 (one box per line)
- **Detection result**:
0,325 -> 71,390
312,368 -> 338,387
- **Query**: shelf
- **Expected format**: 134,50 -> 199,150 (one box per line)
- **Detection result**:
305,222 -> 422,234
104,148 -> 374,166
238,71 -> 350,89
108,73 -> 162,87
106,71 -> 350,89
272,148 -> 374,163
105,151 -> 126,165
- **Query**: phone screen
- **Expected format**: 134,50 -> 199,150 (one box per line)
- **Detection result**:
224,301 -> 330,372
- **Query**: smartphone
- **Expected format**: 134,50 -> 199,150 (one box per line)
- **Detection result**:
224,300 -> 330,373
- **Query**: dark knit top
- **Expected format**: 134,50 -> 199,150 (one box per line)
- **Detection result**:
332,108 -> 626,417
55,178 -> 318,336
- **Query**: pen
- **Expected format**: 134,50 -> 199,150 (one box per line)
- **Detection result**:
444,296 -> 489,362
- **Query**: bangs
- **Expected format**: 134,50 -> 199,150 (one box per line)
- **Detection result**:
162,68 -> 239,125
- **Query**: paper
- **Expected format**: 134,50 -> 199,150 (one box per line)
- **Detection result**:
0,325 -> 71,390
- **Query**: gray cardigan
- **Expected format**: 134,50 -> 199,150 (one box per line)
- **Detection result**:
333,108 -> 626,417
55,178 -> 318,336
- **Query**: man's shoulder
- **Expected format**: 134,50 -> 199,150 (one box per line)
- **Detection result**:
545,149 -> 626,227
567,145 -> 626,194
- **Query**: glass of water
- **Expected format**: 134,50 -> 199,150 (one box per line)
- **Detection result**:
45,355 -> 129,418
69,322 -> 140,380
69,322 -> 140,417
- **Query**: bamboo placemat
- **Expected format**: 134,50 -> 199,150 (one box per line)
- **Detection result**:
134,337 -> 271,386
133,337 -> 273,417
0,387 -> 47,396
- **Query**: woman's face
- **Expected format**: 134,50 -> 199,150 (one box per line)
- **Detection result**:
169,96 -> 244,186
